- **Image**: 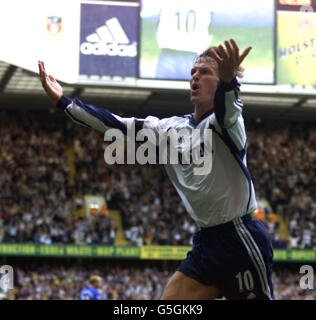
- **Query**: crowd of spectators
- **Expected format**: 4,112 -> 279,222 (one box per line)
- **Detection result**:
0,111 -> 315,249
272,266 -> 316,300
246,121 -> 316,249
1,261 -> 169,300
1,262 -> 315,300
0,111 -> 115,245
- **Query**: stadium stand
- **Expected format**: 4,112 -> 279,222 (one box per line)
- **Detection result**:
0,259 -> 315,300
0,109 -> 316,299
1,111 -> 315,247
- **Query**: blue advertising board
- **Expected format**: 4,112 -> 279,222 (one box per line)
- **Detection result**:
79,1 -> 139,77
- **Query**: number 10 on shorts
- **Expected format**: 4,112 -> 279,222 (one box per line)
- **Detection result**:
235,270 -> 254,292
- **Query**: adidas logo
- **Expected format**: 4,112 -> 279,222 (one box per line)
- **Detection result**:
80,17 -> 137,57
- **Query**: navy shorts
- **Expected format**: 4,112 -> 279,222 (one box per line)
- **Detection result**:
177,214 -> 274,300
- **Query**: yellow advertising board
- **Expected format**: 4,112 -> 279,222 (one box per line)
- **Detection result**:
277,10 -> 316,85
0,244 -> 315,262
140,246 -> 191,260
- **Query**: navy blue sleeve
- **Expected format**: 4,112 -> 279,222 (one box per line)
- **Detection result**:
56,95 -> 127,134
56,95 -> 72,110
213,77 -> 242,127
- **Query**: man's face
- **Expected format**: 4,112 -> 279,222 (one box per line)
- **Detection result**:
190,57 -> 219,107
93,279 -> 102,289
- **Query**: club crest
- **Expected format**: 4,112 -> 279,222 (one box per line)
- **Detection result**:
46,16 -> 63,39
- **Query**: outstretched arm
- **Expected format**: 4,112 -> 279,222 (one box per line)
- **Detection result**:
209,39 -> 252,128
38,61 -> 161,137
38,60 -> 63,106
210,39 -> 252,152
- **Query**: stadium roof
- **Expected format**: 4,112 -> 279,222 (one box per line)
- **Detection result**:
0,60 -> 316,122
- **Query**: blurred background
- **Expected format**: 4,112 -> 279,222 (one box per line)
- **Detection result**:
0,0 -> 315,300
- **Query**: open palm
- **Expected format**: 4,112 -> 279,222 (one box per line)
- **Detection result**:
38,61 -> 63,106
210,39 -> 252,83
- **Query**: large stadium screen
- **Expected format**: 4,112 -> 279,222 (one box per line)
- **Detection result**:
276,0 -> 316,85
139,0 -> 275,84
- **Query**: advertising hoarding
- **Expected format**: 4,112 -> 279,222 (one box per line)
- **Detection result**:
79,1 -> 139,77
276,0 -> 316,85
0,244 -> 315,262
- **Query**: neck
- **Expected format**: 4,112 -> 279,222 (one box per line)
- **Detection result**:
194,103 -> 214,122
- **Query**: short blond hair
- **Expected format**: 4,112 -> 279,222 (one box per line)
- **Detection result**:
195,46 -> 245,78
89,275 -> 102,286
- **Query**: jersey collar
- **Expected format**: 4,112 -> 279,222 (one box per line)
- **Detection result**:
189,109 -> 214,128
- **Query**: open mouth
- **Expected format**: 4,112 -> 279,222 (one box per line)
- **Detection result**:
191,83 -> 200,93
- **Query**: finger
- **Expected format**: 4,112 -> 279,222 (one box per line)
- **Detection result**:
38,61 -> 43,74
38,61 -> 47,80
230,39 -> 239,63
225,40 -> 234,64
38,61 -> 45,71
218,45 -> 229,62
209,48 -> 223,64
239,46 -> 252,65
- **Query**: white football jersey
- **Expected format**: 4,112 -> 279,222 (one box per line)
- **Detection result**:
57,78 -> 257,227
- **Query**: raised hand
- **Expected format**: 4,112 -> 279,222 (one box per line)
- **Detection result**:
210,39 -> 252,83
38,61 -> 63,106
